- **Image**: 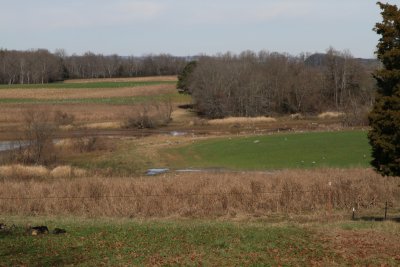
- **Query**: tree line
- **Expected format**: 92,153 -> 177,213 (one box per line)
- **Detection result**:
181,48 -> 377,118
0,49 -> 187,84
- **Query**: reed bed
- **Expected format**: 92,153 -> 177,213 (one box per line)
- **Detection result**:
0,168 -> 397,218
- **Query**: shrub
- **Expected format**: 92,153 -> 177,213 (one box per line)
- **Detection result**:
54,110 -> 75,126
72,137 -> 99,153
10,109 -> 58,165
341,104 -> 369,127
123,99 -> 172,129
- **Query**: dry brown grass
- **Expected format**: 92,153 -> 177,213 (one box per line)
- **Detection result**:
0,104 -> 146,124
171,109 -> 196,123
50,166 -> 87,178
63,75 -> 178,83
0,84 -> 174,100
318,112 -> 345,119
0,168 -> 398,218
208,116 -> 277,125
0,164 -> 86,179
83,122 -> 122,129
0,165 -> 49,178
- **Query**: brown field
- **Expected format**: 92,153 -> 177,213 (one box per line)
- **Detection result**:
0,81 -> 180,138
0,84 -> 174,99
63,75 -> 178,83
0,104 -> 145,124
0,168 -> 398,218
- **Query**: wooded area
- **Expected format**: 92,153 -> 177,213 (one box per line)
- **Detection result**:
0,47 -> 379,119
184,49 -> 377,118
0,49 -> 187,84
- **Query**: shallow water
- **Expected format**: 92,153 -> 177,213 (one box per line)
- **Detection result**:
0,141 -> 29,152
146,168 -> 170,176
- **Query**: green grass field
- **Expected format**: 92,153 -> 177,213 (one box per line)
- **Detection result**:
165,130 -> 371,170
66,130 -> 372,174
0,92 -> 190,105
0,81 -> 176,90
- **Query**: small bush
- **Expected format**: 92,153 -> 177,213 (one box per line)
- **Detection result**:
124,109 -> 155,129
72,137 -> 99,153
123,99 -> 173,129
341,105 -> 370,127
9,109 -> 58,165
54,110 -> 75,126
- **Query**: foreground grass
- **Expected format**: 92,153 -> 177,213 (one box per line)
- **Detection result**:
164,130 -> 371,170
1,217 -> 399,266
0,217 -> 335,266
0,80 -> 176,90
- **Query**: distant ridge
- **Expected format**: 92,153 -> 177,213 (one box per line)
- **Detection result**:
305,53 -> 380,71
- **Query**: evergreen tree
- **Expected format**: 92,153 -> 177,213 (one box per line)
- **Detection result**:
177,61 -> 197,94
368,2 -> 400,176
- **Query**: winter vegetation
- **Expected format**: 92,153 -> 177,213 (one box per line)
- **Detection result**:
181,48 -> 376,119
0,50 -> 186,84
0,2 -> 399,266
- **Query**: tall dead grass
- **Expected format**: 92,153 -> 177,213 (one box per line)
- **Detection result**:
0,164 -> 86,179
0,168 -> 398,218
208,116 -> 277,125
318,112 -> 345,119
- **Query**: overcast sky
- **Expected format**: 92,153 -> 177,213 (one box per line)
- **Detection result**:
0,0 -> 386,58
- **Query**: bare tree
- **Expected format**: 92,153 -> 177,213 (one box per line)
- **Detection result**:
187,49 -> 373,118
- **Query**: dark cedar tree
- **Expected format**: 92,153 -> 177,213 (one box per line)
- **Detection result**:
368,2 -> 400,176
